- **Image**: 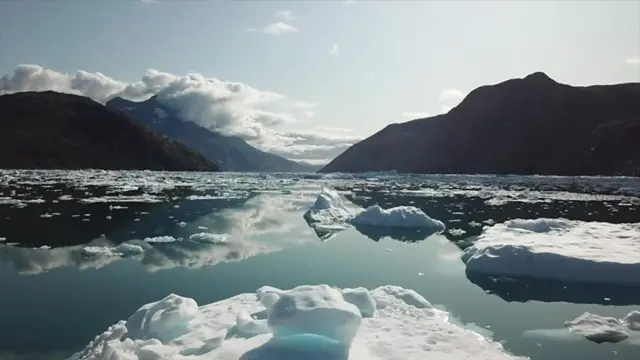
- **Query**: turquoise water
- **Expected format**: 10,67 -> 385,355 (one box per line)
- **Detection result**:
0,170 -> 639,359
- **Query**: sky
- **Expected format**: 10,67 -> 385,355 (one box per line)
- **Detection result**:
0,0 -> 639,164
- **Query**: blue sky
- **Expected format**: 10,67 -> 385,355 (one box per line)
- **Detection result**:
0,0 -> 638,163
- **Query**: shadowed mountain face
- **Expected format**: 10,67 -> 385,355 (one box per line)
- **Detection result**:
107,96 -> 319,172
0,91 -> 218,171
321,73 -> 640,176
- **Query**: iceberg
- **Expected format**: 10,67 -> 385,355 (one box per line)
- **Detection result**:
462,218 -> 640,286
303,188 -> 446,241
565,311 -> 640,344
69,285 -> 523,360
351,205 -> 446,231
303,188 -> 354,228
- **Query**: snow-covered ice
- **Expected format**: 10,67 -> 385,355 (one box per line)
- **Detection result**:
462,218 -> 640,286
189,233 -> 229,244
304,188 -> 446,239
351,205 -> 446,231
303,188 -> 354,229
564,311 -> 640,344
69,284 -> 523,360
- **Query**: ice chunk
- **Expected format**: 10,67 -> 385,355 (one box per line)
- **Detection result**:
623,311 -> 640,331
462,218 -> 640,286
125,293 -> 199,342
70,285 -> 524,360
303,188 -> 354,230
341,288 -> 376,318
351,205 -> 445,231
144,236 -> 180,243
563,311 -> 640,344
82,243 -> 144,257
268,284 -> 362,345
189,233 -> 229,244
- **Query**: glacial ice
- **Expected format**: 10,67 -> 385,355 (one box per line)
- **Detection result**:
564,311 -> 640,344
462,218 -> 640,286
303,188 -> 354,229
351,205 -> 446,231
70,284 -> 523,360
304,188 -> 446,238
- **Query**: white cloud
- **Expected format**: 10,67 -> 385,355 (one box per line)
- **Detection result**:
441,105 -> 453,114
274,10 -> 294,21
402,111 -> 430,119
0,64 -> 357,163
262,22 -> 297,35
627,57 -> 640,65
437,88 -> 465,102
329,43 -> 339,57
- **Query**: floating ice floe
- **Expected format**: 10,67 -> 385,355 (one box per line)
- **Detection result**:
461,218 -> 640,286
303,188 -> 446,240
82,243 -> 145,257
303,188 -> 354,229
189,233 -> 229,244
351,205 -> 445,231
69,284 -> 523,360
564,311 -> 640,344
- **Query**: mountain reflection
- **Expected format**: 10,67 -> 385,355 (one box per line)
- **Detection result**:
0,192 -> 315,275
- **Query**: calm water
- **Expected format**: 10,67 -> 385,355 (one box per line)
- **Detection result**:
1,170 -> 639,360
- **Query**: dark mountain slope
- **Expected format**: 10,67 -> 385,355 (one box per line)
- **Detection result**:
107,96 -> 318,172
320,72 -> 640,176
0,91 -> 218,171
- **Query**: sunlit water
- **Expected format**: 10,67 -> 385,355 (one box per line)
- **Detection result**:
1,170 -> 639,360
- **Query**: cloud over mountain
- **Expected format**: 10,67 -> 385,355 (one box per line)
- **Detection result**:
0,64 -> 359,164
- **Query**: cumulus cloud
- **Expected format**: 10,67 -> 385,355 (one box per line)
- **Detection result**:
402,111 -> 430,119
438,88 -> 465,102
627,57 -> 640,65
274,10 -> 294,21
329,43 -> 340,56
260,22 -> 297,35
0,64 -> 357,164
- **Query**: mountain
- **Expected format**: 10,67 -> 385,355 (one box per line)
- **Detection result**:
320,72 -> 640,176
106,96 -> 319,172
0,91 -> 218,171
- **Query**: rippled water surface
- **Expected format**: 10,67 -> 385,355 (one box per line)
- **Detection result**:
1,170 -> 639,360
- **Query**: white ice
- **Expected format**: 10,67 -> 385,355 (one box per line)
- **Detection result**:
351,205 -> 446,231
304,188 -> 446,235
462,218 -> 640,286
69,285 -> 523,360
82,243 -> 144,257
564,311 -> 640,344
303,188 -> 354,229
189,233 -> 229,244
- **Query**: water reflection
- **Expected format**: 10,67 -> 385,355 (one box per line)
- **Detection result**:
0,192 -> 316,274
465,271 -> 640,306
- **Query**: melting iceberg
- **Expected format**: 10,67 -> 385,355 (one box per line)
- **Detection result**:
564,311 -> 640,344
462,218 -> 640,286
70,285 -> 523,360
351,205 -> 445,231
303,188 -> 446,241
303,188 -> 354,228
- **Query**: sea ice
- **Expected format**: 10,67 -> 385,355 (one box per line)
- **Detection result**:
69,285 -> 523,360
351,205 -> 446,231
565,311 -> 640,344
189,233 -> 229,244
462,218 -> 640,286
303,188 -> 354,229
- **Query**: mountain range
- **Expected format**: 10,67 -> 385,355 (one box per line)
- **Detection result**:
0,91 -> 217,171
106,96 -> 320,172
320,72 -> 640,176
